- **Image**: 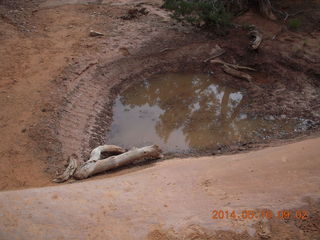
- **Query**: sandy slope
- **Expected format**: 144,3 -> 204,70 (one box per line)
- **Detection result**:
0,0 -> 169,190
0,137 -> 319,239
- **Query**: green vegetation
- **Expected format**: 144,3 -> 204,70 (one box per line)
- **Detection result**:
162,0 -> 233,34
288,18 -> 302,31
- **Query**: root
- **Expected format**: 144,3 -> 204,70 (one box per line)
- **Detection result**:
53,154 -> 79,183
210,59 -> 256,71
54,145 -> 162,182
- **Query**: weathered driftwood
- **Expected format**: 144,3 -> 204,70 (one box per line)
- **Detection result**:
222,65 -> 253,82
210,59 -> 256,71
54,145 -> 162,183
74,145 -> 162,180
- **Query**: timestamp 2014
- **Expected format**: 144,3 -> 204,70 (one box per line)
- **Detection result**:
211,209 -> 309,220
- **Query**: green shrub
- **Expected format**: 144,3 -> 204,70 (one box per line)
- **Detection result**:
163,0 -> 233,33
162,0 -> 179,11
288,18 -> 302,31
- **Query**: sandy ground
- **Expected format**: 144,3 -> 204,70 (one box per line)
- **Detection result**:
0,138 -> 320,239
0,0 -> 320,239
0,0 -> 176,190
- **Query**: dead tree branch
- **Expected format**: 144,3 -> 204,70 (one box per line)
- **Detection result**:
210,59 -> 256,71
54,145 -> 162,183
222,65 -> 253,82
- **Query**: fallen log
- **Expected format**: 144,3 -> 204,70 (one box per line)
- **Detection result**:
74,145 -> 162,180
222,65 -> 253,82
54,145 -> 162,183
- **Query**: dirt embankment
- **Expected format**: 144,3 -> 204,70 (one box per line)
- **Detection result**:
0,0 -> 320,191
0,0 -> 181,190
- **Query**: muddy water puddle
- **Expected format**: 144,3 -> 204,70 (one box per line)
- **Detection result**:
107,73 -> 303,153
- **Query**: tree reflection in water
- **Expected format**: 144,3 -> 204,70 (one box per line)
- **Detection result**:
108,73 -> 296,152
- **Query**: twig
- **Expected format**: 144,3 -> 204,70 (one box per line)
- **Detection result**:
283,11 -> 289,22
160,48 -> 175,53
272,26 -> 285,40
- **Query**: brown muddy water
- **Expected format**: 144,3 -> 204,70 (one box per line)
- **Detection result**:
107,73 -> 306,153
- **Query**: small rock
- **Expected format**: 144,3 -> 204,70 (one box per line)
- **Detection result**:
89,30 -> 104,37
267,115 -> 275,121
